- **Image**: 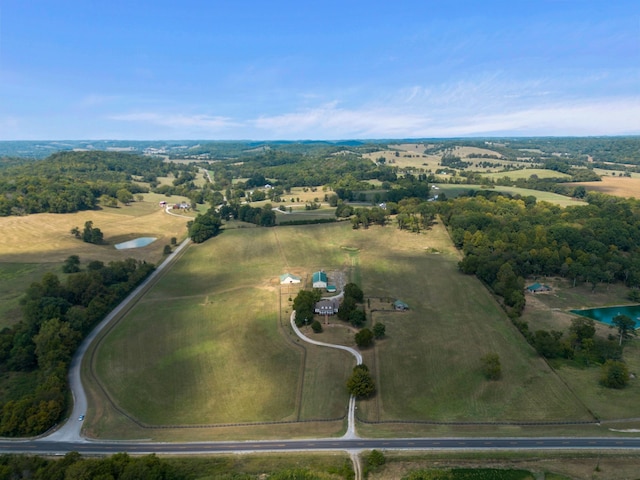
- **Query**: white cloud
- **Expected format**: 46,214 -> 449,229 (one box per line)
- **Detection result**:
250,97 -> 640,139
109,112 -> 240,131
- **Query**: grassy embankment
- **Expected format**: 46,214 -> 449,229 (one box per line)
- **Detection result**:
85,216 -> 638,441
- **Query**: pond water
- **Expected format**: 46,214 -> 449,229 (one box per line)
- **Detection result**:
570,304 -> 640,328
114,237 -> 157,250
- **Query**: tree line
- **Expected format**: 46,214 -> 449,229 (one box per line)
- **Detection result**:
0,451 -> 353,479
0,258 -> 154,436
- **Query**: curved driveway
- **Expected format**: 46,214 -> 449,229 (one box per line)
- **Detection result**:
290,310 -> 361,439
13,236 -> 640,462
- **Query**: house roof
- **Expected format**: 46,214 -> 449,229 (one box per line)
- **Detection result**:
280,273 -> 301,282
394,300 -> 409,309
526,282 -> 550,291
313,271 -> 328,283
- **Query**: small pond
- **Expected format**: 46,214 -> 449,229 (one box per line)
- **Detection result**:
570,304 -> 640,328
114,237 -> 157,250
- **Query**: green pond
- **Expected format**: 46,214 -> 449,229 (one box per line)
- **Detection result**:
571,305 -> 640,328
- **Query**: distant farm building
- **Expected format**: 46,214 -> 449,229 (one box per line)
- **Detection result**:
526,283 -> 551,294
159,200 -> 167,207
394,300 -> 410,311
280,273 -> 301,284
313,271 -> 328,289
315,298 -> 339,316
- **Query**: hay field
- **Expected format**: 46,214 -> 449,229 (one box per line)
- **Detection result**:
88,220 -> 601,440
566,176 -> 640,199
0,195 -> 190,265
0,194 -> 191,327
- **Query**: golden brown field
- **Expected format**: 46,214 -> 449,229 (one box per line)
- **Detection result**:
0,195 -> 191,265
568,176 -> 640,199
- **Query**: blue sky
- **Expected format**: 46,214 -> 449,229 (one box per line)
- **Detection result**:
1,0 -> 639,140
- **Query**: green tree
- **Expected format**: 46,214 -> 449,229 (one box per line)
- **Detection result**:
116,188 -> 134,205
349,308 -> 366,327
569,317 -> 596,350
346,364 -> 375,398
355,328 -> 374,348
311,320 -> 322,333
163,245 -> 172,255
480,352 -> 501,380
188,209 -> 222,243
373,322 -> 386,338
81,220 -> 103,244
367,449 -> 386,467
344,282 -> 364,302
62,255 -> 81,273
293,289 -> 321,327
611,314 -> 637,346
600,360 -> 629,389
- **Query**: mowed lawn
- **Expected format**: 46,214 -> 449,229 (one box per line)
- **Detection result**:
93,220 -> 594,433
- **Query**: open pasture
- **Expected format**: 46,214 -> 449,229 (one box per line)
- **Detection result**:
89,219 -> 605,439
566,175 -> 640,199
480,168 -> 571,181
354,222 -> 592,426
0,194 -> 191,327
434,184 -> 587,207
364,143 -> 531,174
88,224 -> 359,438
0,195 -> 190,265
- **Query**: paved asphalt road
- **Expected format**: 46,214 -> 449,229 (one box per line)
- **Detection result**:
3,437 -> 640,455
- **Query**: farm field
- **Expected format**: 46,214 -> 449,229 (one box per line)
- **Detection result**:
480,168 -> 571,181
362,143 -> 530,173
433,184 -> 588,207
0,194 -> 192,327
566,175 -> 640,199
86,218 -> 617,440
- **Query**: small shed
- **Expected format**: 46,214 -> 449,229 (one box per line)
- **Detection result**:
326,285 -> 337,293
313,271 -> 328,289
526,283 -> 551,293
280,273 -> 301,284
394,300 -> 409,311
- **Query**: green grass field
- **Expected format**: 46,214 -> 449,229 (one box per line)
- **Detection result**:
480,168 -> 571,181
88,219 -> 614,440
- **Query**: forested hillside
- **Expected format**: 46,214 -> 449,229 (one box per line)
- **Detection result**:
0,151 -> 197,216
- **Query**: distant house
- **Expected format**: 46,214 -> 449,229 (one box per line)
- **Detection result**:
526,283 -> 551,293
394,300 -> 409,311
159,200 -> 167,207
280,273 -> 301,284
326,285 -> 337,293
313,271 -> 328,289
315,298 -> 339,315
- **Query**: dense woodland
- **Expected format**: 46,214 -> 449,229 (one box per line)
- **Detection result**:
2,138 -> 640,436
